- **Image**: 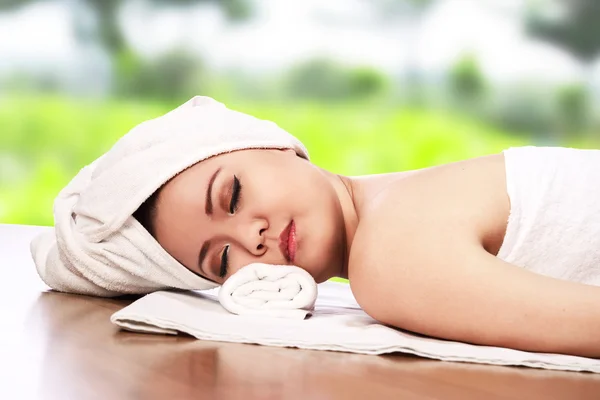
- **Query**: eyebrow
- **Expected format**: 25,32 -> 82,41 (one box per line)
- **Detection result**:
198,167 -> 222,277
205,167 -> 222,216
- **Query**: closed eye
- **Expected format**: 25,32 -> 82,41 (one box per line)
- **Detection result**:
220,245 -> 230,278
229,175 -> 242,214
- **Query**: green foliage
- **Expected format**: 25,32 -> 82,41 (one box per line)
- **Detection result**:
347,67 -> 389,98
285,59 -> 389,101
148,0 -> 252,21
526,0 -> 600,62
555,83 -> 589,134
448,54 -> 487,104
0,95 -> 526,225
488,86 -> 555,136
488,83 -> 593,139
116,50 -> 206,101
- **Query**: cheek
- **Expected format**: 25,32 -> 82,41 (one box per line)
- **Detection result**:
299,190 -> 345,273
229,262 -> 247,277
246,170 -> 306,210
311,202 -> 344,250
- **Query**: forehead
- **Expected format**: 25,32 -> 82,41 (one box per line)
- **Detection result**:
162,152 -> 229,195
187,149 -> 266,170
156,151 -> 243,208
158,148 -> 294,203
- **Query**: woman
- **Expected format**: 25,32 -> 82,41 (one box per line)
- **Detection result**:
32,96 -> 600,358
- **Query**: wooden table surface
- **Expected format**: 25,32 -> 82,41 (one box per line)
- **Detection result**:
1,224 -> 599,400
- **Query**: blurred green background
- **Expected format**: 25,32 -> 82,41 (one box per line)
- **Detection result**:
1,0 -> 599,226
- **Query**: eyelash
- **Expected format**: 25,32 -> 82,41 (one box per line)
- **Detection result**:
229,175 -> 242,214
220,245 -> 229,278
220,176 -> 242,278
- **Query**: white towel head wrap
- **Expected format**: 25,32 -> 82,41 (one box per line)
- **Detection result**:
30,96 -> 309,297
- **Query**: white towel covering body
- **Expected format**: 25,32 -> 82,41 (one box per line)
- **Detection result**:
498,146 -> 600,285
218,263 -> 317,319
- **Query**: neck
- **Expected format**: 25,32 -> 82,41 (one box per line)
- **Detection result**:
335,174 -> 358,279
324,169 -> 418,279
320,169 -> 364,279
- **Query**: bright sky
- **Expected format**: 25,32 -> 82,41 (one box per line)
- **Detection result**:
0,0 -> 592,85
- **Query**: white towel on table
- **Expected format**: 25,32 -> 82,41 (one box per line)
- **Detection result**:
110,281 -> 600,373
218,264 -> 317,319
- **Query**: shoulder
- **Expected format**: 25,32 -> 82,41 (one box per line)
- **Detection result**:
348,153 -> 508,314
349,152 -> 508,264
346,154 -> 600,356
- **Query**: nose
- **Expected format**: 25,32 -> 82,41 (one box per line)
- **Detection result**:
237,218 -> 268,256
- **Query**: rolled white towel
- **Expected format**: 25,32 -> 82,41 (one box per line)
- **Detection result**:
218,263 -> 317,320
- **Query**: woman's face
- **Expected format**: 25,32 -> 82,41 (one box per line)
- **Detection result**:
153,148 -> 347,284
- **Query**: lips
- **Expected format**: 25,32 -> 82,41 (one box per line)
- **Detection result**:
279,220 -> 297,263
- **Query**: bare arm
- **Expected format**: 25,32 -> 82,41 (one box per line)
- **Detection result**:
349,214 -> 600,358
